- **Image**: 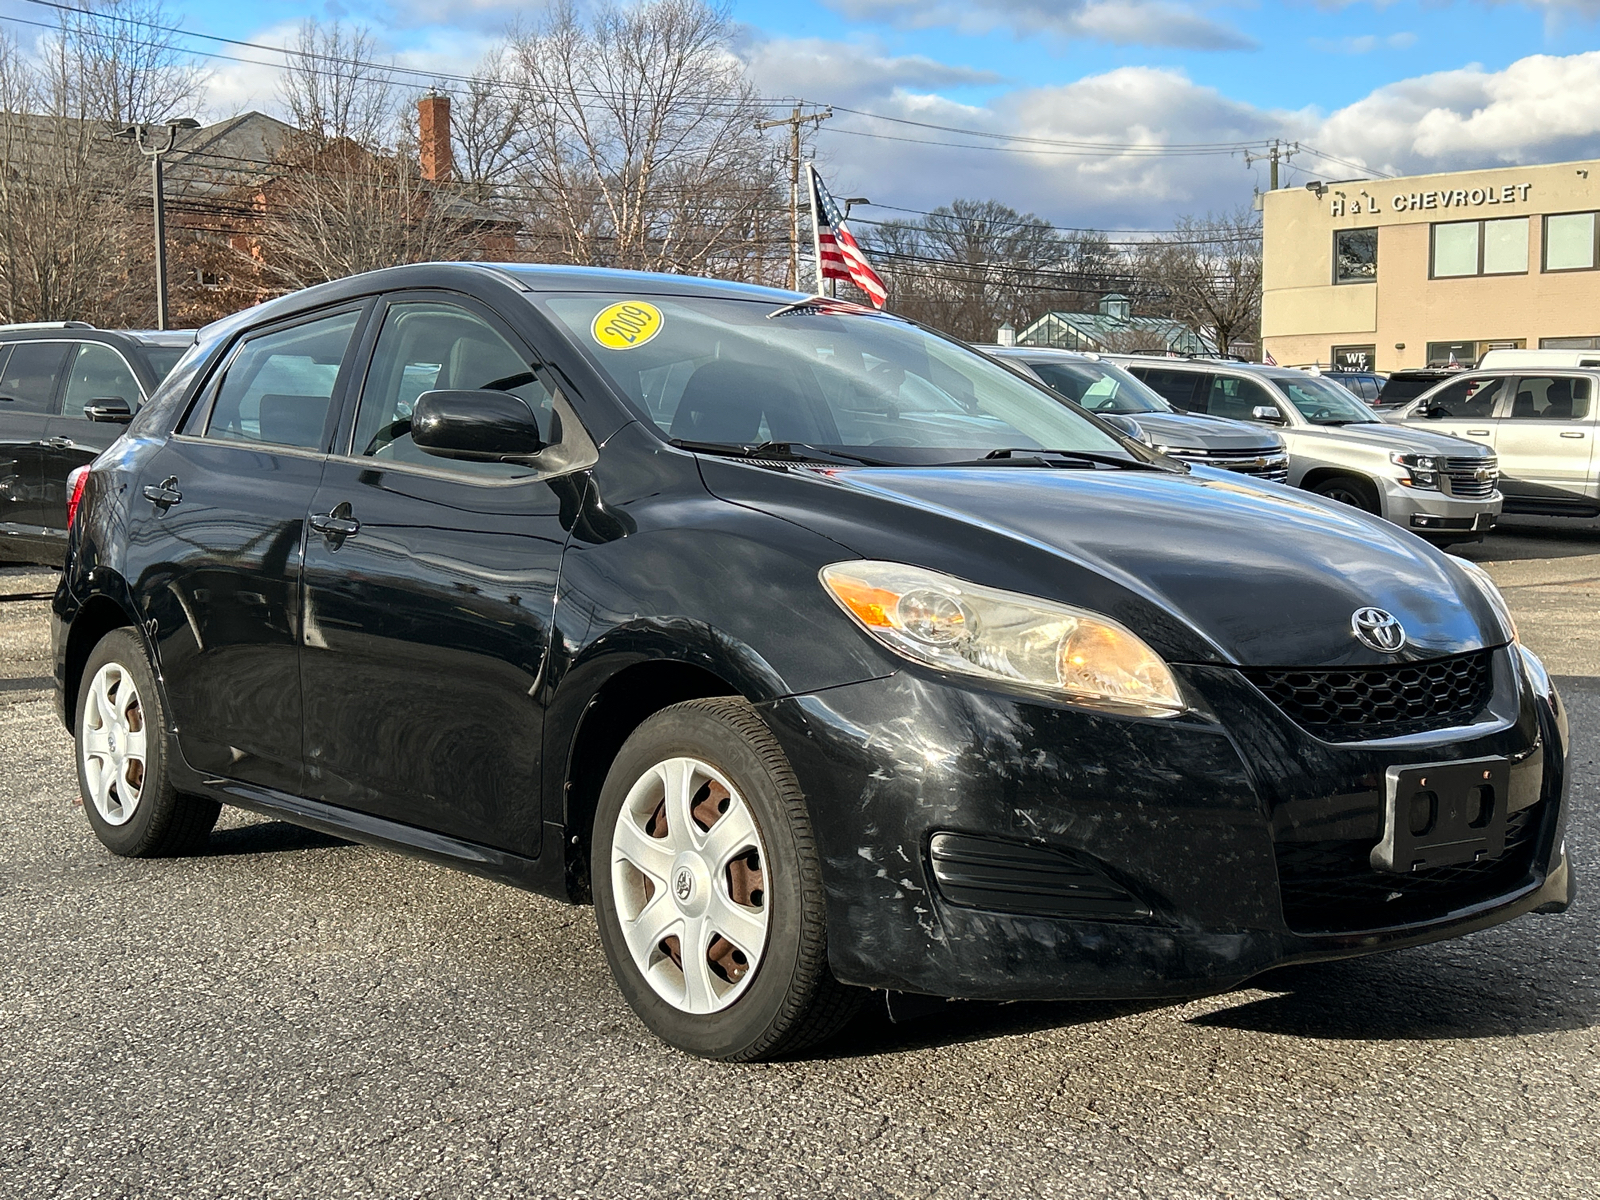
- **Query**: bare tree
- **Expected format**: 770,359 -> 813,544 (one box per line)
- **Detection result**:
55,0 -> 203,125
502,0 -> 784,277
1134,208 -> 1263,356
277,21 -> 397,149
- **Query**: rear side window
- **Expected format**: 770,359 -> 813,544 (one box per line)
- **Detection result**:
205,311 -> 360,450
1203,375 -> 1281,421
1507,376 -> 1592,421
62,343 -> 142,416
0,341 -> 70,414
1131,367 -> 1200,409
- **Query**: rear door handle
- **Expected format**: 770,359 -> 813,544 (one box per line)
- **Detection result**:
1560,431 -> 1586,438
308,502 -> 360,547
35,437 -> 74,449
142,476 -> 182,510
1466,429 -> 1491,436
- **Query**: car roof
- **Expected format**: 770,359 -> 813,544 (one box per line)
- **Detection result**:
1110,355 -> 1304,381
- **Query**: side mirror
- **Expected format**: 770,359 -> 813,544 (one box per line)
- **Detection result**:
412,389 -> 545,462
84,397 -> 134,423
1250,405 -> 1285,424
1099,413 -> 1153,446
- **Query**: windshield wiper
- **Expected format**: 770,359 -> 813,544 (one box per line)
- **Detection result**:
949,447 -> 1179,472
669,438 -> 893,467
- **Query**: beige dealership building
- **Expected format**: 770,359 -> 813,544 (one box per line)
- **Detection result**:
1261,157 -> 1600,372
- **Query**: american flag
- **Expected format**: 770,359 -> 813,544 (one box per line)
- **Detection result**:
808,164 -> 887,308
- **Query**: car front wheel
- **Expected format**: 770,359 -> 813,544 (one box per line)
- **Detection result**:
1311,474 -> 1380,513
591,697 -> 862,1060
76,629 -> 220,857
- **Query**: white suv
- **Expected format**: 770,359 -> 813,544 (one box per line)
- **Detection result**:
1112,357 -> 1502,544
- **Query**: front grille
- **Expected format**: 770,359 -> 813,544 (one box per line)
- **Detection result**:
1443,455 -> 1498,499
1276,803 -> 1542,933
1242,650 -> 1494,742
1168,448 -> 1290,484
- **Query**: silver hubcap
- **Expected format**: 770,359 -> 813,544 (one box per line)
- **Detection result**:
611,756 -> 770,1015
80,662 -> 148,827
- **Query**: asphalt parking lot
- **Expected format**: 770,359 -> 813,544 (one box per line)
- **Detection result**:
2,519 -> 1598,1199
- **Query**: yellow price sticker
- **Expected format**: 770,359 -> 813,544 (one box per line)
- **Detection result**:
591,301 -> 663,350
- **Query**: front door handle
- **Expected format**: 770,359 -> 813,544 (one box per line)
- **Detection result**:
142,476 -> 182,510
46,436 -> 74,449
1466,429 -> 1491,436
308,502 -> 360,548
1560,431 -> 1586,438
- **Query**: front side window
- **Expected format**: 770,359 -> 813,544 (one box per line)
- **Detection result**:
62,344 -> 141,415
1544,212 -> 1597,272
0,342 -> 70,414
205,310 -> 359,450
1204,375 -> 1280,422
1334,228 -> 1377,284
1433,218 -> 1528,277
540,295 -> 1127,462
1421,375 -> 1505,420
1507,375 -> 1592,421
1269,374 -> 1380,425
351,301 -> 554,478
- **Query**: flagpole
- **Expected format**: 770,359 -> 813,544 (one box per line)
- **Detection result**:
805,162 -> 828,297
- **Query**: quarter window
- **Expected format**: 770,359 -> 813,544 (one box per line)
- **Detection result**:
351,301 -> 554,478
62,344 -> 141,416
0,342 -> 70,414
1543,212 -> 1597,272
1431,218 -> 1528,278
1507,376 -> 1591,421
1334,228 -> 1378,284
205,310 -> 359,450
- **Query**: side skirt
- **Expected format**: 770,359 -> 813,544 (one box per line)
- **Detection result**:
199,777 -> 574,901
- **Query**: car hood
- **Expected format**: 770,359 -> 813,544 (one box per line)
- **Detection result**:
700,459 -> 1504,668
1124,412 -> 1282,453
1286,421 -> 1493,457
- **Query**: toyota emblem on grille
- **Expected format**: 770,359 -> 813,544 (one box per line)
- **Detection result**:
1351,607 -> 1406,653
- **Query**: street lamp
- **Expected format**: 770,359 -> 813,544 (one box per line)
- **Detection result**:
114,117 -> 201,331
843,197 -> 871,219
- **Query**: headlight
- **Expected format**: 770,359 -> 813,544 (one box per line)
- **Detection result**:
820,561 -> 1185,717
1453,557 -> 1518,644
1390,451 -> 1440,490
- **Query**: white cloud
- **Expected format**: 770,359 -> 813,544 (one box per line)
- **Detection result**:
827,0 -> 1256,51
1309,32 -> 1418,54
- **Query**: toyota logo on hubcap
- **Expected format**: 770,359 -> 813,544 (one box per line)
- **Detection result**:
1351,607 -> 1406,653
674,868 -> 694,902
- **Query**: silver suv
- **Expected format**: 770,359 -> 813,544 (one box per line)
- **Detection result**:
1383,368 -> 1599,519
1113,356 -> 1502,543
984,347 -> 1289,483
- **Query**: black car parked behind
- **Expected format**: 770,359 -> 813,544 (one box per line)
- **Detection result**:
53,265 -> 1572,1061
0,322 -> 193,565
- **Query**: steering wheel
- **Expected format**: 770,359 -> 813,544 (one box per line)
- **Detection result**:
363,418 -> 412,457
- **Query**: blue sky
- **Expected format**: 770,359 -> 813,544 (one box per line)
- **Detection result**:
6,0 -> 1600,227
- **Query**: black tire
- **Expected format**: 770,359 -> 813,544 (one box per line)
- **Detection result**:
1311,474 -> 1381,513
75,628 -> 220,857
591,697 -> 863,1061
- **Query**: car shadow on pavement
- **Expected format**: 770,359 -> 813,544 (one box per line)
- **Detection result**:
819,996 -> 1172,1059
1189,943 -> 1597,1040
1455,522 -> 1600,562
203,820 -> 351,857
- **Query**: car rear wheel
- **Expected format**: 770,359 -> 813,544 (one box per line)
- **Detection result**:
76,629 -> 220,857
1311,474 -> 1380,513
591,697 -> 862,1060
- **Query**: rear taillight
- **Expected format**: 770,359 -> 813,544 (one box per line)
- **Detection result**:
66,466 -> 89,528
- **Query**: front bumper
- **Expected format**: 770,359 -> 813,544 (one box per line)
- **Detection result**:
760,644 -> 1569,1000
1382,479 -> 1502,532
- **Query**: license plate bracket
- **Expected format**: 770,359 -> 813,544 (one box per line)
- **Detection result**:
1473,512 -> 1497,532
1372,756 -> 1510,874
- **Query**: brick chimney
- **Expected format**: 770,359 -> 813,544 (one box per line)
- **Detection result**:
418,93 -> 453,182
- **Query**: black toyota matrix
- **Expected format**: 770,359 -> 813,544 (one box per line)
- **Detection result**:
53,264 -> 1572,1061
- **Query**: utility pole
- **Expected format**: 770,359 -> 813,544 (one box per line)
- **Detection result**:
756,106 -> 831,290
114,117 -> 200,330
1244,139 -> 1300,190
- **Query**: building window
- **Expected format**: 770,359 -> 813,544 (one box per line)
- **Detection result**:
1331,344 -> 1376,371
1424,338 -> 1526,368
1430,218 -> 1528,278
1541,335 -> 1600,350
1543,212 -> 1597,272
1334,228 -> 1377,284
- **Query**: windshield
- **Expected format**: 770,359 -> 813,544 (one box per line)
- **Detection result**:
143,347 -> 188,380
540,295 -> 1131,463
1023,359 -> 1170,415
1270,373 -> 1381,425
